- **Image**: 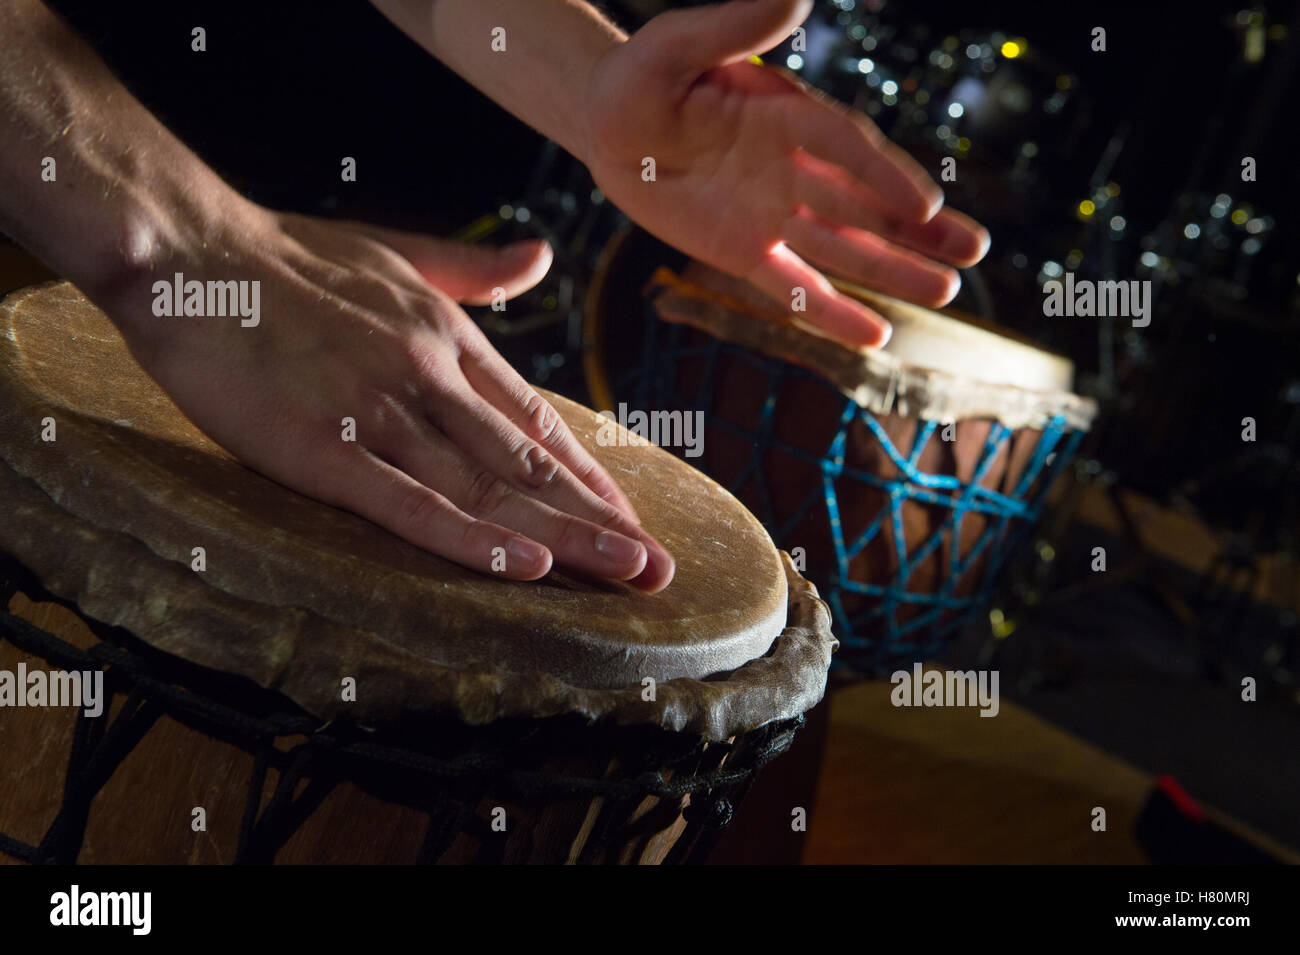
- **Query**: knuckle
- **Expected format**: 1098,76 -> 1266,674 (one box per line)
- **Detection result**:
513,440 -> 559,490
402,338 -> 456,396
522,392 -> 561,445
464,468 -> 512,518
398,487 -> 444,529
568,453 -> 599,485
413,291 -> 469,340
596,504 -> 631,531
358,389 -> 406,437
355,274 -> 409,317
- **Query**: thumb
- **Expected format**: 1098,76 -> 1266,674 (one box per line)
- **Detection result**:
639,0 -> 813,78
348,222 -> 553,305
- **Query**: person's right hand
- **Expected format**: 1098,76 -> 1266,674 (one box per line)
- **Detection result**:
99,206 -> 675,592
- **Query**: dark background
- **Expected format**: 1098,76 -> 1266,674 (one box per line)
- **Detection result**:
40,0 -> 1297,243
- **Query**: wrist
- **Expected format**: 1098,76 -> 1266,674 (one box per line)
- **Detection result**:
66,179 -> 279,372
0,1 -> 272,322
66,158 -> 272,312
566,29 -> 627,167
372,0 -> 624,166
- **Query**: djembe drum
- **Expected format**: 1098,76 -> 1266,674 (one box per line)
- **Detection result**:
0,281 -> 835,865
585,226 -> 1097,674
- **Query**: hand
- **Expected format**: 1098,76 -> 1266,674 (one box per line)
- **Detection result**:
582,0 -> 991,347
103,208 -> 676,591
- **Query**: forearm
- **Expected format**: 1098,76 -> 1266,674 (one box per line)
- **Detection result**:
0,0 -> 260,306
368,0 -> 625,163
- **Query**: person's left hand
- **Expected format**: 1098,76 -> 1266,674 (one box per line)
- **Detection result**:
582,0 -> 990,347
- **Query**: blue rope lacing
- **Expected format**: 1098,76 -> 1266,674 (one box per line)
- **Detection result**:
619,316 -> 1085,673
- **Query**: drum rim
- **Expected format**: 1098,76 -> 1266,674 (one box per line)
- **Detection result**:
0,455 -> 835,742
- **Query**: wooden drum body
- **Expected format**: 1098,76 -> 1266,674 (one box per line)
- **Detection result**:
585,226 -> 1097,673
0,282 -> 836,864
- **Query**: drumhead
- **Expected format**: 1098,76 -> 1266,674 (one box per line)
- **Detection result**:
0,283 -> 836,739
588,224 -> 1097,432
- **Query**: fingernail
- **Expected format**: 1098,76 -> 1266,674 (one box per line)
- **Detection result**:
595,530 -> 645,568
939,268 -> 962,304
630,541 -> 676,592
507,536 -> 549,572
874,320 -> 893,348
922,189 -> 945,221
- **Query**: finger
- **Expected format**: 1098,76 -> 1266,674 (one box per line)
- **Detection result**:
792,94 -> 944,223
434,375 -> 676,591
792,151 -> 991,267
454,352 -> 675,592
457,339 -> 643,523
380,417 -> 665,587
748,243 -> 892,347
640,0 -> 814,78
345,221 -> 553,304
429,361 -> 636,530
322,448 -> 553,580
784,206 -> 962,307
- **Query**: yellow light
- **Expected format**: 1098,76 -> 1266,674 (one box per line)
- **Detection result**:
1106,182 -> 1121,197
1056,75 -> 1072,91
1231,208 -> 1249,226
1001,40 -> 1023,58
989,608 -> 1017,639
957,137 -> 971,151
1078,199 -> 1096,218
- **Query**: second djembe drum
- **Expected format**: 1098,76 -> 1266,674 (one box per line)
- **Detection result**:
586,226 -> 1097,673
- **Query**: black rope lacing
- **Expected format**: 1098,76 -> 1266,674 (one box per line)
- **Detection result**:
0,556 -> 802,864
